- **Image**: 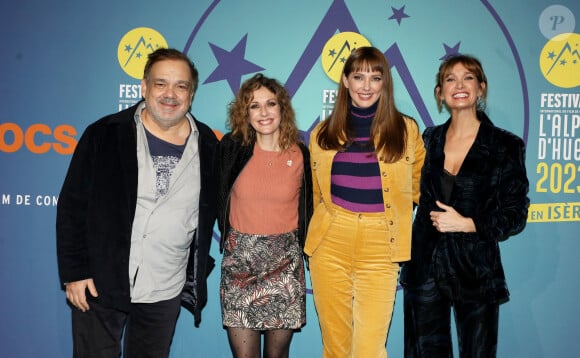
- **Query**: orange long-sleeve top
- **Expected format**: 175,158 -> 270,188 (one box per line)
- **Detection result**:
229,143 -> 303,235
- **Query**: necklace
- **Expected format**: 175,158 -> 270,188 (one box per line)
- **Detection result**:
256,144 -> 294,167
261,148 -> 295,167
265,150 -> 279,167
267,157 -> 294,167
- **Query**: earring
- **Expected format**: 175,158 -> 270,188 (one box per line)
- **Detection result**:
476,96 -> 486,111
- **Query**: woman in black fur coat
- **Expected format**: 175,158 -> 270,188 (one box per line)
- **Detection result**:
401,55 -> 530,358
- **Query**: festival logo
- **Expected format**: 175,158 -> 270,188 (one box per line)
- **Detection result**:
116,27 -> 167,111
539,32 -> 580,88
117,27 -> 168,79
321,32 -> 371,83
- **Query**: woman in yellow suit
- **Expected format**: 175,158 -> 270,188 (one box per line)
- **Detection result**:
305,46 -> 425,357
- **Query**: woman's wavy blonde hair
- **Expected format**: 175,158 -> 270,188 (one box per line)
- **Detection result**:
227,73 -> 299,150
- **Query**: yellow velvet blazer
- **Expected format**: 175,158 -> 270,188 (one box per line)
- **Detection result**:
305,116 -> 425,262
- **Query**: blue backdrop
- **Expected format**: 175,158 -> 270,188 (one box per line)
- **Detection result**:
1,1 -> 579,357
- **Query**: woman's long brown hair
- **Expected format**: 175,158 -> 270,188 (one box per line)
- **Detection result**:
316,46 -> 407,163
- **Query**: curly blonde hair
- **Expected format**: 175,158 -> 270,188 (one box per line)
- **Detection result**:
227,73 -> 300,150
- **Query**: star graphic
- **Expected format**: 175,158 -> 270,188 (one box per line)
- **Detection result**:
328,49 -> 336,58
125,44 -> 132,52
560,59 -> 567,66
204,34 -> 265,94
547,51 -> 556,60
388,6 -> 410,25
439,42 -> 461,60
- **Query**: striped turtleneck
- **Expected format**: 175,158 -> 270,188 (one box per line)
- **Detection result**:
330,102 -> 384,212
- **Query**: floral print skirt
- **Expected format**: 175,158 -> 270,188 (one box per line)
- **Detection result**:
220,228 -> 306,330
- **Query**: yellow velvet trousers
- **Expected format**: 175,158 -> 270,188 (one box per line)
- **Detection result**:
309,206 -> 399,358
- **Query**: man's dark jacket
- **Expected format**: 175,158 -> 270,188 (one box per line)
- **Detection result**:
56,102 -> 218,326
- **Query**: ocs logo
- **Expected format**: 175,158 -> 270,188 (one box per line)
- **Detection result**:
539,32 -> 580,88
117,27 -> 168,79
321,32 -> 371,83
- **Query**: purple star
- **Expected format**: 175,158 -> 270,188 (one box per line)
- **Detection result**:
439,42 -> 461,60
388,6 -> 410,25
204,34 -> 265,94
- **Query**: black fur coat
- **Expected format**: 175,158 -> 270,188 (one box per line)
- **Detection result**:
401,112 -> 529,303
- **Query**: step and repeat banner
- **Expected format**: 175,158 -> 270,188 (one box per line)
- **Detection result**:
1,1 -> 579,357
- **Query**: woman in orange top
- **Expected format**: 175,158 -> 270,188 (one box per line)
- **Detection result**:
217,73 -> 313,358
